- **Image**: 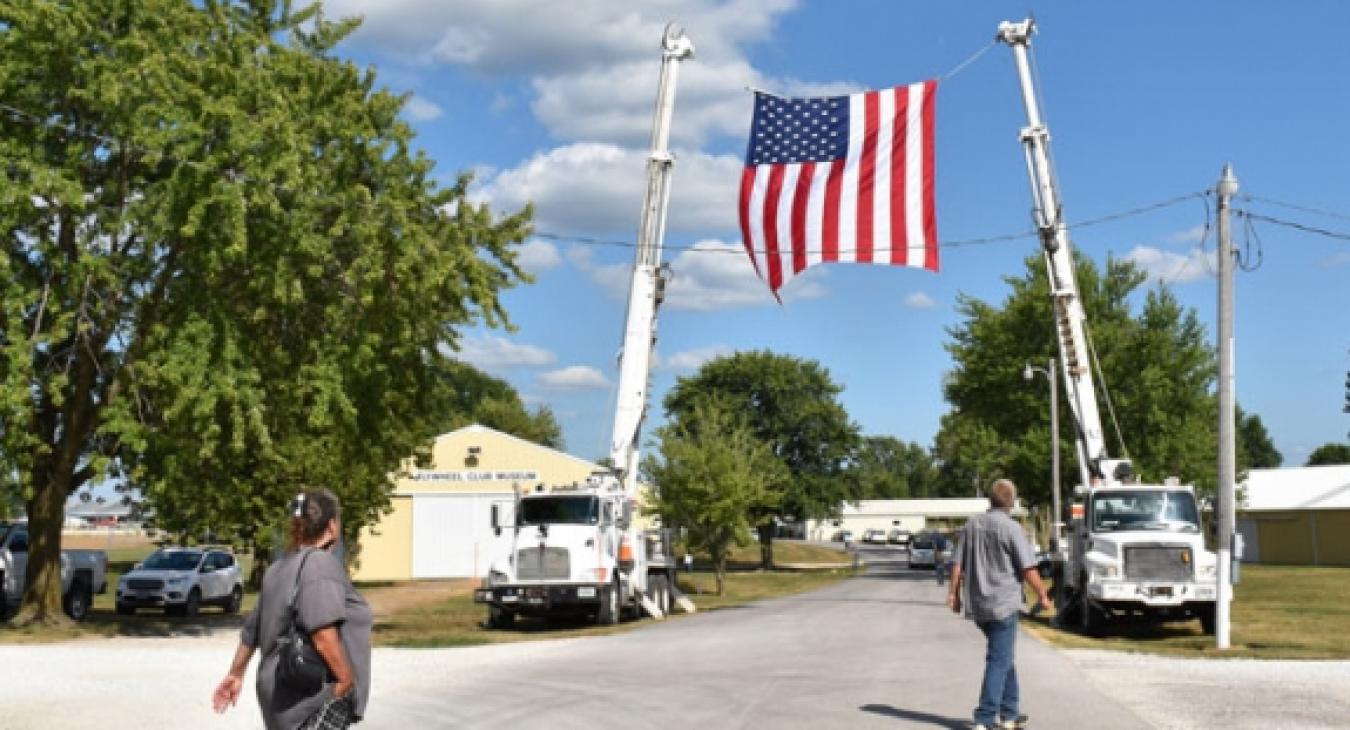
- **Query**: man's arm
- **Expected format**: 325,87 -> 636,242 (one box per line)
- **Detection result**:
946,563 -> 963,613
1023,567 -> 1053,613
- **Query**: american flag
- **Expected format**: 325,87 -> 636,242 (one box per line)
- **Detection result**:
737,81 -> 938,298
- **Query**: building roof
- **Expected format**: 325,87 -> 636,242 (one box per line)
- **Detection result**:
434,424 -> 601,471
837,498 -> 1028,518
1241,465 -> 1350,512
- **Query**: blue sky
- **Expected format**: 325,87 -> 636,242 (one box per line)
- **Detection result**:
323,0 -> 1350,469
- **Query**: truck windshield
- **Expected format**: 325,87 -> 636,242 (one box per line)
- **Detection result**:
1091,490 -> 1200,533
140,550 -> 203,571
518,496 -> 599,526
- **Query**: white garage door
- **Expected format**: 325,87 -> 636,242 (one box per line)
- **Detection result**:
411,494 -> 510,578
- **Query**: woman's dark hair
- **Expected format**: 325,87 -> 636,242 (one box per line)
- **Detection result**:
286,488 -> 341,551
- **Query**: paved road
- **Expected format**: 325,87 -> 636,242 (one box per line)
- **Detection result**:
10,549 -> 1344,729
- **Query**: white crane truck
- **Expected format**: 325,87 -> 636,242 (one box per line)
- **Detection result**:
997,19 -> 1220,635
473,27 -> 693,627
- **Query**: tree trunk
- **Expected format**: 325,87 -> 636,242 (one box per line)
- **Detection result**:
757,523 -> 775,570
713,552 -> 726,596
12,474 -> 72,627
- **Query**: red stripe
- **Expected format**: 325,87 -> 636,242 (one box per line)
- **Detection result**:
762,165 -> 786,292
855,91 -> 879,263
922,80 -> 939,271
738,166 -> 766,282
822,160 -> 843,262
890,85 -> 911,266
790,162 -> 814,274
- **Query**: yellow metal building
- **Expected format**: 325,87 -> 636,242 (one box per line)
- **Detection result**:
1237,465 -> 1350,567
353,424 -> 605,582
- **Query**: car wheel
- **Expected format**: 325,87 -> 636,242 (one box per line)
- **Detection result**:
225,586 -> 243,615
487,604 -> 515,629
63,579 -> 92,622
184,588 -> 201,618
116,601 -> 135,616
596,582 -> 619,626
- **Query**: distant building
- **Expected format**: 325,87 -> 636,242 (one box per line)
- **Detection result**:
806,498 -> 1029,542
1237,465 -> 1350,566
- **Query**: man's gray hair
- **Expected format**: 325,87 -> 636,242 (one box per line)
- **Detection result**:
989,479 -> 1017,511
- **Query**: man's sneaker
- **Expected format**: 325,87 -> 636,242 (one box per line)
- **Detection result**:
999,715 -> 1029,729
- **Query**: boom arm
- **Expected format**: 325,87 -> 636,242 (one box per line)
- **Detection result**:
998,20 -> 1129,485
608,26 -> 695,497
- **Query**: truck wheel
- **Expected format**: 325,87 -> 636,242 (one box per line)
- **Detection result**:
1078,586 -> 1104,637
225,586 -> 243,615
184,588 -> 201,618
63,579 -> 93,622
1198,605 -> 1216,635
649,575 -> 671,615
487,605 -> 515,629
116,602 -> 135,616
596,582 -> 619,626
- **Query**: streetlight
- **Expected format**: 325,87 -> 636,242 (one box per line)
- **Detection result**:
1022,359 -> 1061,553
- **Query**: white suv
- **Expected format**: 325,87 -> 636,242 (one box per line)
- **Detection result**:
116,547 -> 244,617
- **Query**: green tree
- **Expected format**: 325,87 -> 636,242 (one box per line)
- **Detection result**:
442,361 -> 562,449
1306,442 -> 1350,466
644,402 -> 783,595
849,436 -> 939,499
1236,408 -> 1281,469
938,251 -> 1273,508
0,0 -> 530,624
663,351 -> 861,568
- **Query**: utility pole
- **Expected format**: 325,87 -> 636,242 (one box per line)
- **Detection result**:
1215,164 -> 1239,650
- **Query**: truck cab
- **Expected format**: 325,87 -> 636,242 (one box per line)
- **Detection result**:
1066,482 -> 1218,634
474,475 -> 675,628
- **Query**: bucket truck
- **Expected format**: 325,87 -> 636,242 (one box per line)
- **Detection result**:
473,26 -> 692,628
997,19 -> 1219,634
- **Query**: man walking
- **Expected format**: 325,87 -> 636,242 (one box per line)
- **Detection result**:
947,479 -> 1053,730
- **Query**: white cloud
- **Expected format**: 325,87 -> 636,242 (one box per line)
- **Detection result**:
1319,251 -> 1350,268
654,346 -> 734,373
472,143 -> 742,235
1164,224 -> 1208,246
515,239 -> 563,275
454,335 -> 557,369
1124,245 -> 1215,285
538,365 -> 611,391
903,291 -> 937,310
402,95 -> 443,122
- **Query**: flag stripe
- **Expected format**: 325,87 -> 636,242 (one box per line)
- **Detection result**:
791,162 -> 815,274
922,80 -> 939,270
890,85 -> 910,265
805,160 -> 828,269
856,91 -> 879,264
839,93 -> 864,264
776,164 -> 801,280
762,165 -> 785,292
904,81 -> 926,268
823,159 -> 843,262
738,166 -> 763,280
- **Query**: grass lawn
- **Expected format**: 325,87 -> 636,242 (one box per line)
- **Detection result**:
1022,564 -> 1350,659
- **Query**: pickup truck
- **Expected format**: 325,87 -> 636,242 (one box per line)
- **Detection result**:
0,521 -> 108,621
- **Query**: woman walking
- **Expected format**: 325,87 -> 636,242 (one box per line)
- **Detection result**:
212,489 -> 373,729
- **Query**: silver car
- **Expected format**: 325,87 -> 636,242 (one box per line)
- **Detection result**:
116,547 -> 244,617
908,535 -> 939,569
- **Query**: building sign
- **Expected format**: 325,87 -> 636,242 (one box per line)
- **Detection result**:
412,470 -> 540,483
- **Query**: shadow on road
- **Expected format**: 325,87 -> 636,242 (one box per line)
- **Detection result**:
860,704 -> 968,729
84,608 -> 243,638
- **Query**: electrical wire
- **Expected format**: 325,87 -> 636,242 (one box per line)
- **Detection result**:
1240,194 -> 1350,224
1237,211 -> 1350,243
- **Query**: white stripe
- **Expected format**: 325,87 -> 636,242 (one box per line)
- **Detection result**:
839,93 -> 865,264
905,81 -> 926,267
747,168 -> 770,281
805,161 -> 829,268
776,164 -> 801,285
873,88 -> 895,264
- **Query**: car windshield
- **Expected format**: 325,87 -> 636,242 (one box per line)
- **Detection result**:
518,496 -> 599,526
140,550 -> 203,571
912,539 -> 934,550
1091,490 -> 1200,532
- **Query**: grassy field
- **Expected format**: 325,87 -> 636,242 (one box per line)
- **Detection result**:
1022,564 -> 1350,659
373,565 -> 855,648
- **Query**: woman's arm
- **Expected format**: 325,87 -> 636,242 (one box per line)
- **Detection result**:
311,625 -> 354,699
211,642 -> 256,713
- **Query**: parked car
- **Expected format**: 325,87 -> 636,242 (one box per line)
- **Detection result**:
887,528 -> 912,546
116,547 -> 244,617
861,529 -> 888,545
908,534 -> 940,569
0,521 -> 108,621
831,529 -> 855,543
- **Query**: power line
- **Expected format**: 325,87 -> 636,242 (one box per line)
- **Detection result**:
1237,211 -> 1350,243
1241,194 -> 1350,224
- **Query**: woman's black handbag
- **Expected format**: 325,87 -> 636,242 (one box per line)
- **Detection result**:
275,549 -> 331,693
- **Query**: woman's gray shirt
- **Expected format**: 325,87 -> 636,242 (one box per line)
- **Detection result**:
241,548 -> 373,729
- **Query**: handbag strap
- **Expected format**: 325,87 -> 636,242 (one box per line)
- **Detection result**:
285,548 -> 316,625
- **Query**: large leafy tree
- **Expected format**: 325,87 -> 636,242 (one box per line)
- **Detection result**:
938,251 -> 1276,509
644,402 -> 783,595
848,436 -> 940,499
1306,442 -> 1350,466
0,0 -> 530,624
1237,408 -> 1281,469
663,351 -> 861,568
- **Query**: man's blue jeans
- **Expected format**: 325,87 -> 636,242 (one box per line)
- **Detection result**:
974,612 -> 1020,726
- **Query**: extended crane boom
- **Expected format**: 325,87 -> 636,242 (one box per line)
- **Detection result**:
609,25 -> 695,497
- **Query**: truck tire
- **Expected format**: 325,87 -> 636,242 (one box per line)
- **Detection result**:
63,578 -> 93,622
596,582 -> 619,626
225,586 -> 243,615
1197,604 -> 1216,635
1077,582 -> 1104,637
487,605 -> 515,629
116,601 -> 135,616
649,575 -> 671,616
